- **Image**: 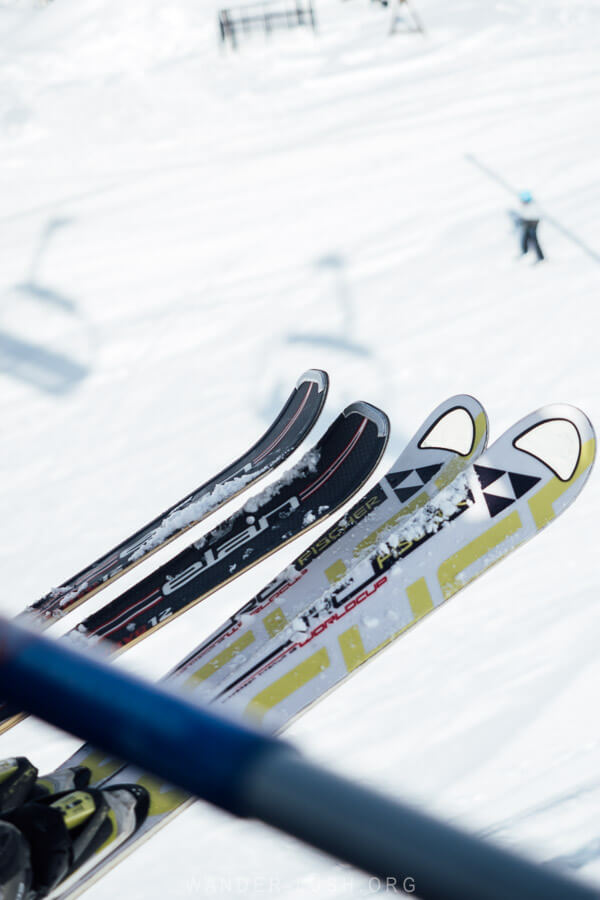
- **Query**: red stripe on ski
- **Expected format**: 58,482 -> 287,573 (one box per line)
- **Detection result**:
300,418 -> 367,502
85,589 -> 161,639
252,382 -> 313,464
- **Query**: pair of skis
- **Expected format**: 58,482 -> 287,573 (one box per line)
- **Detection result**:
2,383 -> 595,899
23,369 -> 331,629
1,369 -> 389,734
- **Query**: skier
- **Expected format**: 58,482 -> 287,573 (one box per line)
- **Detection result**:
517,190 -> 545,261
0,757 -> 149,899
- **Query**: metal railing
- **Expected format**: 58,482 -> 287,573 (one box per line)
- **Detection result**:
0,615 -> 595,900
218,0 -> 316,49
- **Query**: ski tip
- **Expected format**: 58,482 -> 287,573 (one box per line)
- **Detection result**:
439,394 -> 487,424
510,404 -> 596,485
417,395 -> 489,459
343,402 -> 390,438
296,369 -> 329,393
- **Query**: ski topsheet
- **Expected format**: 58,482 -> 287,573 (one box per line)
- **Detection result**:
23,369 -> 329,629
0,400 -> 390,736
60,393 -> 487,773
169,394 -> 488,701
217,404 -> 595,730
41,394 -> 486,897
71,401 -> 389,651
49,403 -> 594,899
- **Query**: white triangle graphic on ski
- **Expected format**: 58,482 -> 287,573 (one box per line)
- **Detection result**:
484,473 -> 515,500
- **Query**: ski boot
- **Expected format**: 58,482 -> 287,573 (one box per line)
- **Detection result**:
0,782 -> 149,898
0,757 -> 91,815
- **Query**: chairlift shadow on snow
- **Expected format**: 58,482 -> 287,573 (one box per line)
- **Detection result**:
286,332 -> 371,357
2,217 -> 92,394
286,253 -> 372,360
14,217 -> 78,313
14,281 -> 77,313
0,330 -> 89,395
257,253 -> 395,432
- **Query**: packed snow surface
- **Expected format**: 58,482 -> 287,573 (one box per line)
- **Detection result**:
0,0 -> 599,896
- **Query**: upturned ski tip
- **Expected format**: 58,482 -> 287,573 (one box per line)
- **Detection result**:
342,402 -> 390,437
509,404 -> 595,484
296,369 -> 329,392
416,395 -> 489,460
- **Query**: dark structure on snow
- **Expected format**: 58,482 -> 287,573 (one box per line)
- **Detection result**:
219,0 -> 316,49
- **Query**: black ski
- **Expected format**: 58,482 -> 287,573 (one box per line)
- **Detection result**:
72,402 -> 389,650
0,401 -> 389,736
23,370 -> 328,629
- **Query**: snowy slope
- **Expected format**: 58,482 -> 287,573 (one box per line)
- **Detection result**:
1,0 -> 599,895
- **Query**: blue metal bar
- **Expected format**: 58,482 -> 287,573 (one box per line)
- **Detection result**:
0,616 -> 595,900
